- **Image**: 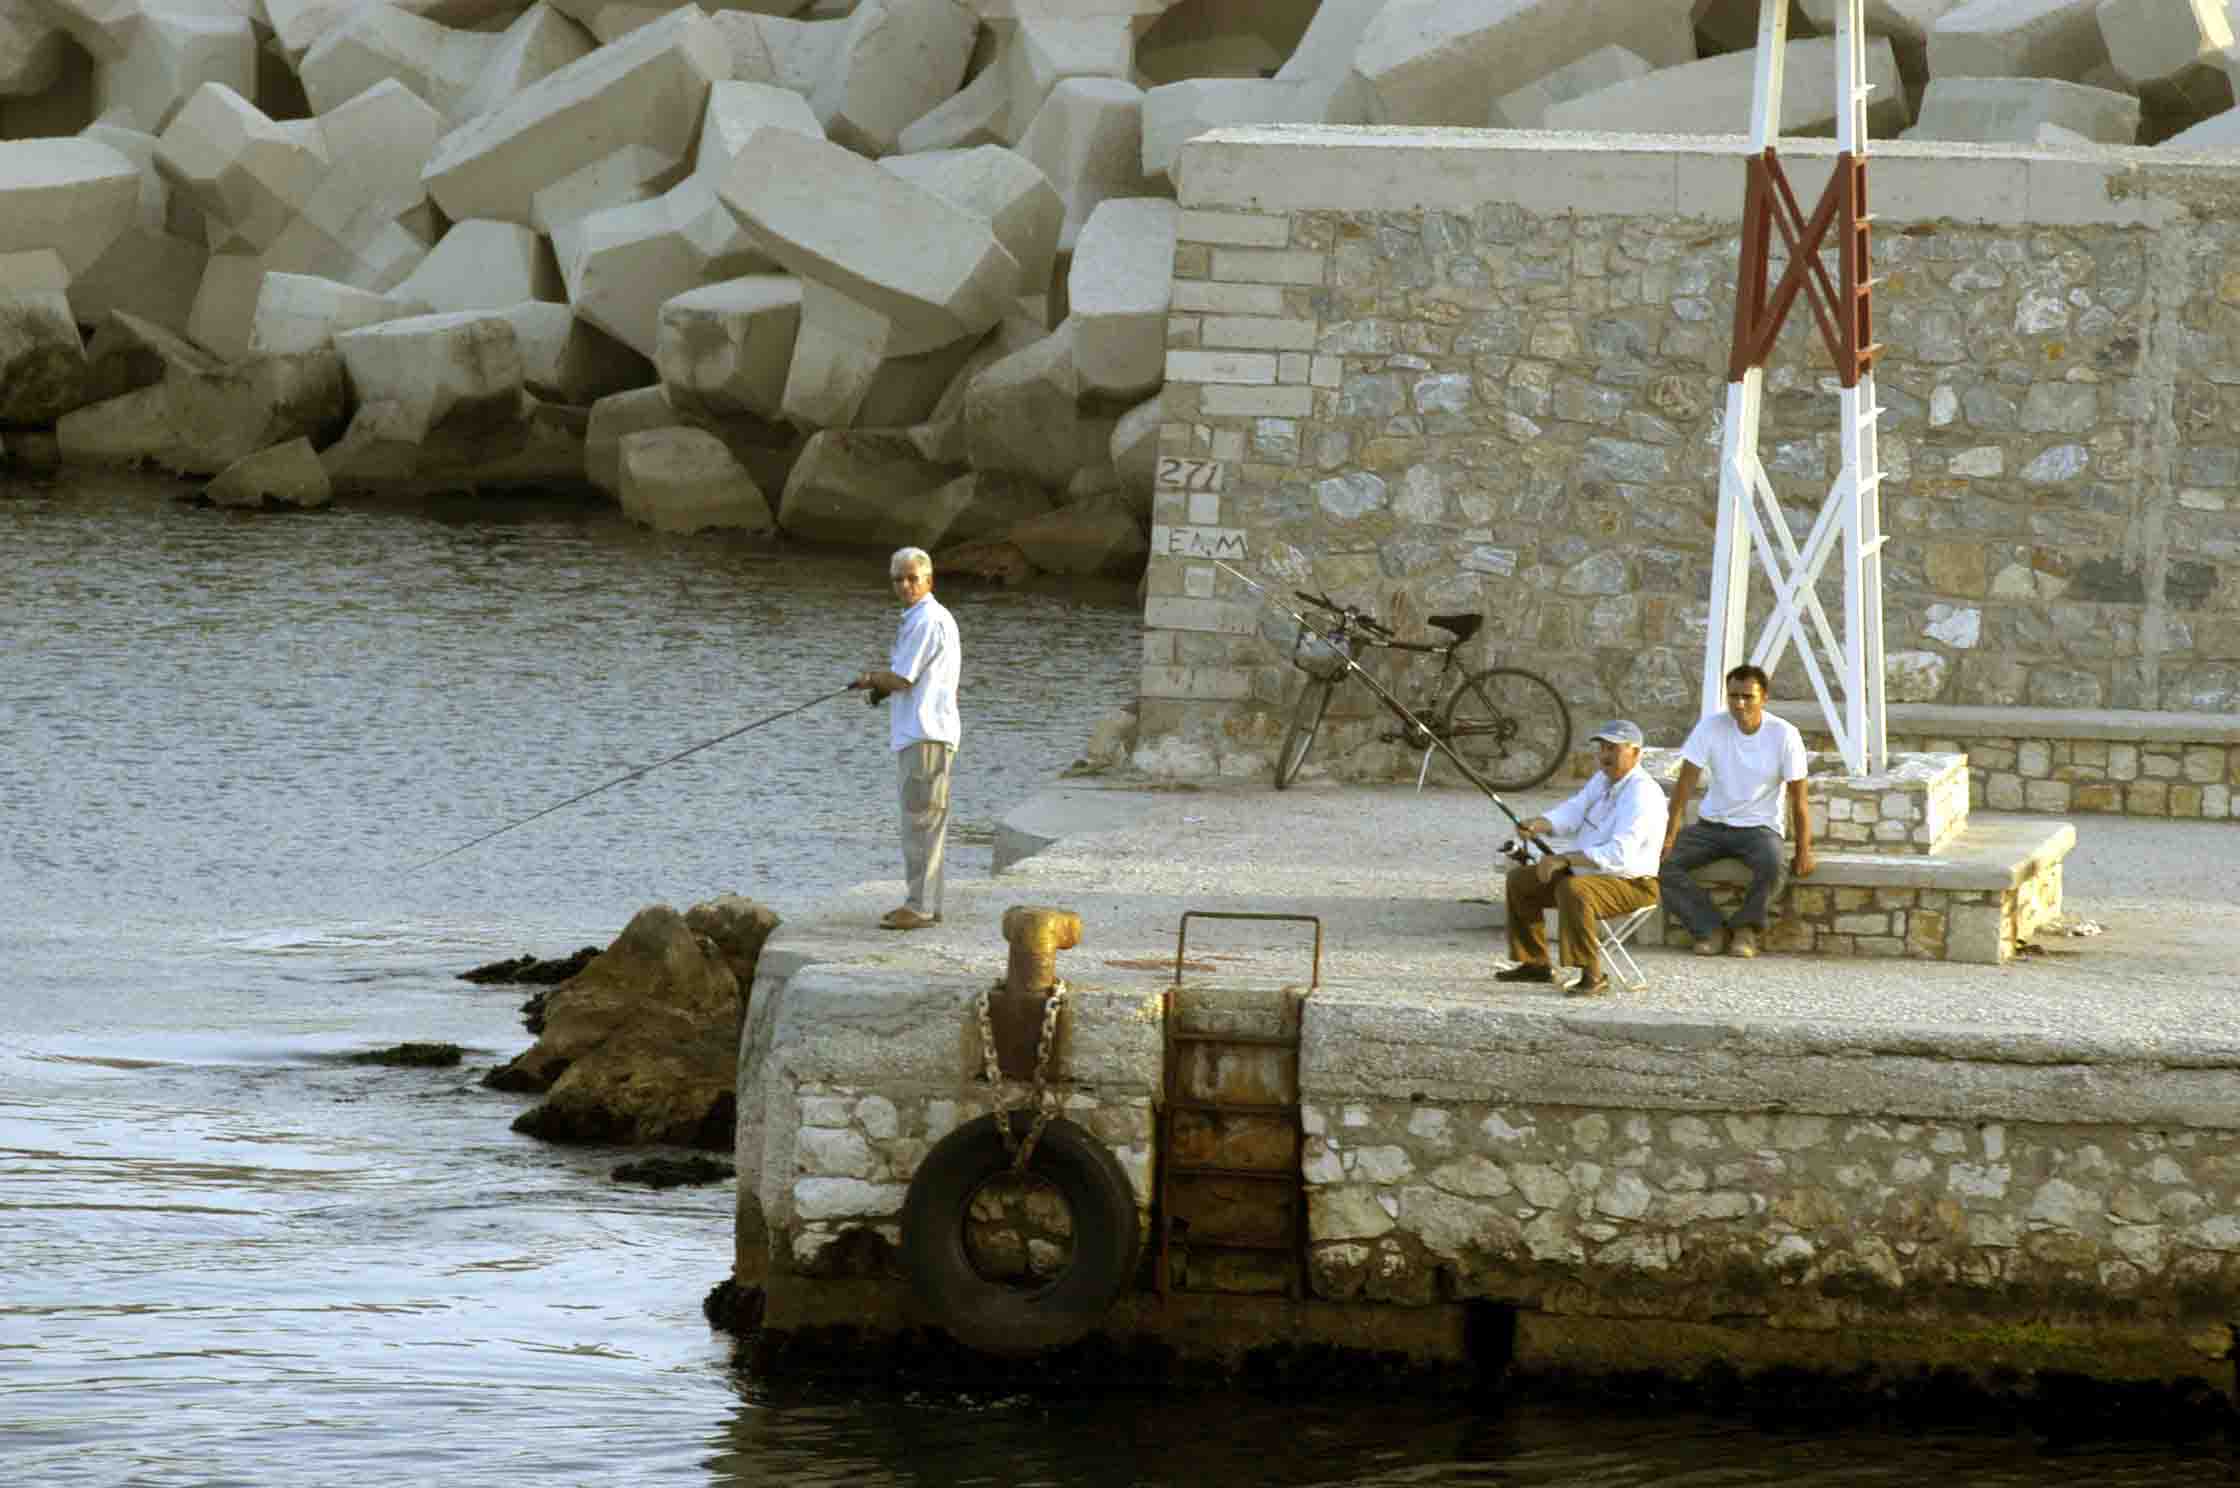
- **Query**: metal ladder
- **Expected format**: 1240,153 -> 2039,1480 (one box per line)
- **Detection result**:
1154,912 -> 1319,1300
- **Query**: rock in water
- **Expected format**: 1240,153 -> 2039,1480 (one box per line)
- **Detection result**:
491,897 -> 779,1148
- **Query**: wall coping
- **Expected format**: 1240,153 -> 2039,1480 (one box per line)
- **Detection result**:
1689,817 -> 2072,893
1772,702 -> 2240,746
1176,126 -> 2240,228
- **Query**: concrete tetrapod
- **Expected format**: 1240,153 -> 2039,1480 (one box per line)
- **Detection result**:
877,144 -> 1063,310
1927,0 -> 2112,82
811,0 -> 977,157
719,124 -> 1019,357
0,135 -> 141,279
1545,36 -> 1910,138
419,5 -> 728,226
1067,197 -> 1175,400
656,274 -> 803,422
1353,0 -> 1694,127
1905,76 -> 2140,144
618,426 -> 774,534
205,436 -> 333,509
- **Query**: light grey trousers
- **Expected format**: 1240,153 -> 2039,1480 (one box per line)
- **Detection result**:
896,740 -> 954,916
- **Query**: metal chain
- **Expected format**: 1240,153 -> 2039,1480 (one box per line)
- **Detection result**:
975,982 -> 1016,1156
973,979 -> 1069,1172
1014,980 -> 1067,1174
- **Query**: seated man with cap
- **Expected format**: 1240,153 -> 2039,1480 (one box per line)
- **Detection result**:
1496,719 -> 1668,998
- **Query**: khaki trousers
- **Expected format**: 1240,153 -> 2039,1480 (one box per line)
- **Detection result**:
897,741 -> 954,916
1505,865 -> 1658,977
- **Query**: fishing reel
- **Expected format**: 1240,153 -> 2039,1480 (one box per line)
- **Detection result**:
1497,836 -> 1539,867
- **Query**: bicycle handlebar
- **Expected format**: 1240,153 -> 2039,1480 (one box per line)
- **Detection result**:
1294,589 -> 1394,640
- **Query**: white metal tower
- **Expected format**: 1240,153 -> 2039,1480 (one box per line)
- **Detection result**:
1703,0 -> 1887,774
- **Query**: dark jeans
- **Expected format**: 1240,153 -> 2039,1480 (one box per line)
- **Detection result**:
1659,820 -> 1786,938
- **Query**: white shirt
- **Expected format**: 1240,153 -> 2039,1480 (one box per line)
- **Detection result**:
1680,710 -> 1808,834
888,593 -> 961,751
1543,765 -> 1667,879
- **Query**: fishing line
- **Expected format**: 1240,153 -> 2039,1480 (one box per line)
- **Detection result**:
407,683 -> 863,870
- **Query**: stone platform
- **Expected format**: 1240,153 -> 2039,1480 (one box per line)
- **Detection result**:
731,777 -> 2240,1404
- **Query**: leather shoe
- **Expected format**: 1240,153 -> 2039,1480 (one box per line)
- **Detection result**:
1692,933 -> 1725,957
1493,962 -> 1554,984
1729,926 -> 1759,958
1567,974 -> 1613,998
880,907 -> 941,930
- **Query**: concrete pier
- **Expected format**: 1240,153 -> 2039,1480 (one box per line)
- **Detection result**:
732,776 -> 2240,1401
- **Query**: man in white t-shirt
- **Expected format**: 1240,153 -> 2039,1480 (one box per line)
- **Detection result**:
851,547 -> 961,932
1658,664 -> 1814,958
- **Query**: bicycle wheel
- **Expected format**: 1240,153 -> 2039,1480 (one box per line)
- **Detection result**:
1273,678 -> 1335,789
1440,668 -> 1571,791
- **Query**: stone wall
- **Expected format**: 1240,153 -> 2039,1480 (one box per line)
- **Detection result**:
1136,129 -> 2240,781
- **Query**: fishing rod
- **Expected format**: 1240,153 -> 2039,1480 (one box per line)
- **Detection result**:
408,683 -> 861,870
1211,558 -> 1553,852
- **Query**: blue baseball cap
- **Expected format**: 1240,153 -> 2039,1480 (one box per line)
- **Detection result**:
1590,720 -> 1644,747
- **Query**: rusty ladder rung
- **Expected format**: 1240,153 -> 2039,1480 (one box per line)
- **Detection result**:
1168,1097 -> 1296,1117
1170,1032 -> 1298,1049
1166,1164 -> 1298,1184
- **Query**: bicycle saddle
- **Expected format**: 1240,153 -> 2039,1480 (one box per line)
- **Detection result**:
1427,613 -> 1483,645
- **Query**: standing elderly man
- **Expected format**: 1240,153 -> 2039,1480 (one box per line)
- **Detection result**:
1658,664 -> 1814,958
1496,720 -> 1668,998
852,547 -> 961,931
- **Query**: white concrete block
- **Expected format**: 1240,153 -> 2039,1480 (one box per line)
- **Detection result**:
879,143 -> 1063,303
1000,14 -> 1133,143
420,6 -> 729,226
812,0 -> 978,157
656,273 -> 802,420
1799,0 -> 1966,47
1016,76 -> 1156,253
454,5 -> 598,129
335,308 -> 526,434
1490,44 -> 1649,130
1108,388 -> 1158,496
27,0 -> 139,63
1905,76 -> 2140,144
157,82 -> 327,255
67,121 -> 208,332
1068,195 -> 1172,398
1929,0 -> 2111,82
392,219 -> 563,313
898,58 -> 1010,153
1543,37 -> 1910,138
1141,78 -> 1313,180
300,5 -> 493,123
0,0 -> 72,98
527,145 -> 685,234
248,271 -> 431,354
559,176 -> 763,359
58,342 -> 347,474
206,436 -> 332,508
497,299 -> 651,405
780,278 -> 895,427
715,12 -> 846,98
0,135 -> 143,278
963,318 -> 1097,486
300,79 -> 441,241
720,124 -> 1020,355
264,0 -> 357,63
619,426 -> 774,533
0,277 -> 86,422
185,251 -> 268,360
1354,0 -> 1696,127
2097,0 -> 2234,114
93,10 -> 257,134
695,78 -> 824,186
586,383 -> 679,493
775,427 -> 958,545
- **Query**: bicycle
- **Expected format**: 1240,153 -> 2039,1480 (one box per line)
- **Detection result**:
1274,591 -> 1572,793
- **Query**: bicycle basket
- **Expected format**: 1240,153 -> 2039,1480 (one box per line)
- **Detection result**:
1291,628 -> 1353,682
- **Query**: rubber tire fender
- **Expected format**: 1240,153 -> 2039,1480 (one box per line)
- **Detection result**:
899,1112 -> 1142,1358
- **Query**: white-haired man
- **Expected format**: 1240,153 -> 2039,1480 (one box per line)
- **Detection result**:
852,547 -> 960,931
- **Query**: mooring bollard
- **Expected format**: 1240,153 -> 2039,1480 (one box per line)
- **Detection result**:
986,906 -> 1080,1080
